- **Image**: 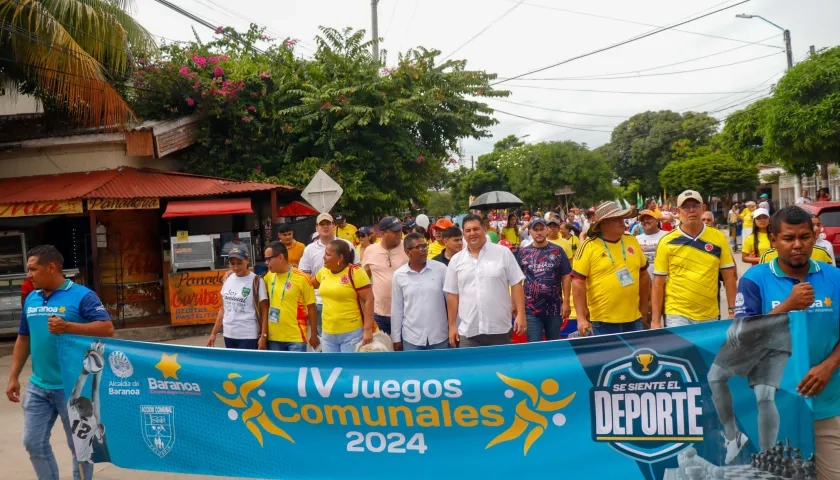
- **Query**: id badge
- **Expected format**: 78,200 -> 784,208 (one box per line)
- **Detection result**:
268,307 -> 281,324
616,267 -> 634,287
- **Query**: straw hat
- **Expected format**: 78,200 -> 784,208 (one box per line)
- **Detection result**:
591,201 -> 637,231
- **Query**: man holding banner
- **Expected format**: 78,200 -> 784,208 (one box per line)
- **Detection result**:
715,206 -> 840,477
5,245 -> 114,480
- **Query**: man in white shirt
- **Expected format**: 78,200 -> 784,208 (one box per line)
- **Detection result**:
758,193 -> 771,211
298,213 -> 357,334
635,210 -> 668,282
222,233 -> 250,258
391,233 -> 449,351
796,192 -> 812,205
444,214 -> 526,348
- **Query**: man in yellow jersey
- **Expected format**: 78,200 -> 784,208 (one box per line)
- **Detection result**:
546,218 -> 574,261
334,214 -> 358,245
276,224 -> 305,267
651,190 -> 738,328
740,201 -> 756,247
572,201 -> 650,336
760,246 -> 834,264
262,241 -> 319,351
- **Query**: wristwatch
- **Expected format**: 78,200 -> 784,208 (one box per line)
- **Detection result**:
261,333 -> 268,338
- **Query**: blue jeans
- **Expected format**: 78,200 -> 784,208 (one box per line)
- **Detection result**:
590,319 -> 643,336
315,303 -> 323,335
403,339 -> 450,351
268,341 -> 307,352
321,328 -> 364,353
23,383 -> 93,480
526,314 -> 563,342
224,337 -> 258,349
374,314 -> 391,335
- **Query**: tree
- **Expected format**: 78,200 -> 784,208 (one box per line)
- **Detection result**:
0,0 -> 155,127
497,141 -> 615,208
131,26 -> 506,217
424,190 -> 456,217
659,152 -> 758,209
603,110 -> 718,195
764,46 -> 840,182
720,98 -> 774,165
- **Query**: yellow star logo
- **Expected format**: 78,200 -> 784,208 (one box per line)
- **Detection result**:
58,306 -> 66,313
155,353 -> 181,379
826,297 -> 832,307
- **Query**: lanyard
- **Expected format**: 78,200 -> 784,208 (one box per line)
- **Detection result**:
601,237 -> 626,265
271,270 -> 293,302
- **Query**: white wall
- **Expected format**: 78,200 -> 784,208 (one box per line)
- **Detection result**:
0,142 -> 180,178
0,94 -> 41,115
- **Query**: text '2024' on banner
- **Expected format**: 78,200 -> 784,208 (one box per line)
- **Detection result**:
56,312 -> 819,479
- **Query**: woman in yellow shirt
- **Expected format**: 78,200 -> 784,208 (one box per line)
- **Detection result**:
312,240 -> 375,352
559,222 -> 580,256
740,201 -> 756,244
742,208 -> 771,266
501,213 -> 522,246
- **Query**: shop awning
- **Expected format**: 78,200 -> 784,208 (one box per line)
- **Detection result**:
276,200 -> 319,217
162,198 -> 253,218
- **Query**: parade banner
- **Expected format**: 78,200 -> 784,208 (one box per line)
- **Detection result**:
57,313 -> 819,480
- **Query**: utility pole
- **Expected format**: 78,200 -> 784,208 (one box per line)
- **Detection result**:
783,30 -> 794,70
810,45 -> 816,56
471,156 -> 474,170
371,0 -> 380,61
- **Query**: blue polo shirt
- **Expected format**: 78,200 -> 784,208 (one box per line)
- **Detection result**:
735,259 -> 840,421
19,280 -> 111,390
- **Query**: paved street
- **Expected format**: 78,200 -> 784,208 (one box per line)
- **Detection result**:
0,236 -> 747,479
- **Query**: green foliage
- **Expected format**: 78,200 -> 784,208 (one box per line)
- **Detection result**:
659,152 -> 758,203
496,141 -> 615,208
720,97 -> 774,165
425,190 -> 457,217
128,25 -> 506,217
602,110 -> 718,195
763,46 -> 840,179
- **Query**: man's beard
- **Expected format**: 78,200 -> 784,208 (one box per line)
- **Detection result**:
782,256 -> 808,269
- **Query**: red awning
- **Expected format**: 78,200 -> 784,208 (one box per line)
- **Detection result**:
276,200 -> 318,217
162,198 -> 252,218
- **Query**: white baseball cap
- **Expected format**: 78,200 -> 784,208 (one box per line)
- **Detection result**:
752,208 -> 770,219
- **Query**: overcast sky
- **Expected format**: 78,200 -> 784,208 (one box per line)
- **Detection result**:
134,0 -> 840,161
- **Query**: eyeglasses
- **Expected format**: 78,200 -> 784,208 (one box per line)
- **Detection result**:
681,204 -> 703,212
264,255 -> 280,263
407,244 -> 428,251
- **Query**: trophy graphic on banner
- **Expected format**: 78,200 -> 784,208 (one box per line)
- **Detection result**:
636,353 -> 654,372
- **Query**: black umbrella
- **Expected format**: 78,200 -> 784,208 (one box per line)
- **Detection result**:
469,191 -> 524,210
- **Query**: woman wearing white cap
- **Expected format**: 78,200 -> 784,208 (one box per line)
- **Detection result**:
741,208 -> 771,266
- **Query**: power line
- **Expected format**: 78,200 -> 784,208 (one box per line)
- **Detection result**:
442,0 -> 525,61
493,109 -> 615,132
501,0 -> 779,49
487,98 -> 630,118
503,84 -> 764,95
493,0 -> 752,86
497,52 -> 781,81
680,69 -> 782,111
384,0 -> 400,38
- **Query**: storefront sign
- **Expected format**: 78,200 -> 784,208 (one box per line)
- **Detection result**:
88,198 -> 160,210
176,231 -> 189,242
0,199 -> 83,217
54,312 -> 817,479
168,270 -> 227,325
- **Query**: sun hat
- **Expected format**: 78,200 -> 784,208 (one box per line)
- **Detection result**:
752,208 -> 770,219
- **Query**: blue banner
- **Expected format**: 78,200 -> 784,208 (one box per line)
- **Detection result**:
56,313 -> 818,479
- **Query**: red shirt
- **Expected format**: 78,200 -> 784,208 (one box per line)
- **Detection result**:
21,278 -> 35,300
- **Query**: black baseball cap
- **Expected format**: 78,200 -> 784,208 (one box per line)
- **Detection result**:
378,216 -> 402,232
334,214 -> 346,222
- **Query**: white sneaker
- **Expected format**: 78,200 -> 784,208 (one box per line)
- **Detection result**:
724,431 -> 749,464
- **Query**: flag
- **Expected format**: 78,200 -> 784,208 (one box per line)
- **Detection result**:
658,196 -> 663,206
615,197 -> 621,207
623,199 -> 632,210
636,193 -> 643,209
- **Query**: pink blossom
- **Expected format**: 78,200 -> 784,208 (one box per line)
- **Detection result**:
192,55 -> 207,68
215,26 -> 224,34
178,65 -> 189,76
188,72 -> 198,80
284,38 -> 298,47
221,55 -> 229,62
224,138 -> 231,145
213,67 -> 224,78
241,116 -> 252,123
209,87 -> 218,95
262,34 -> 272,40
247,105 -> 256,112
192,82 -> 201,90
416,156 -> 425,164
209,56 -> 220,65
138,70 -> 146,76
259,71 -> 271,80
187,97 -> 195,107
255,165 -> 262,173
381,67 -> 392,75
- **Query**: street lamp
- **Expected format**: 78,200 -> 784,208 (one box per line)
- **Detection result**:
735,14 -> 793,70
